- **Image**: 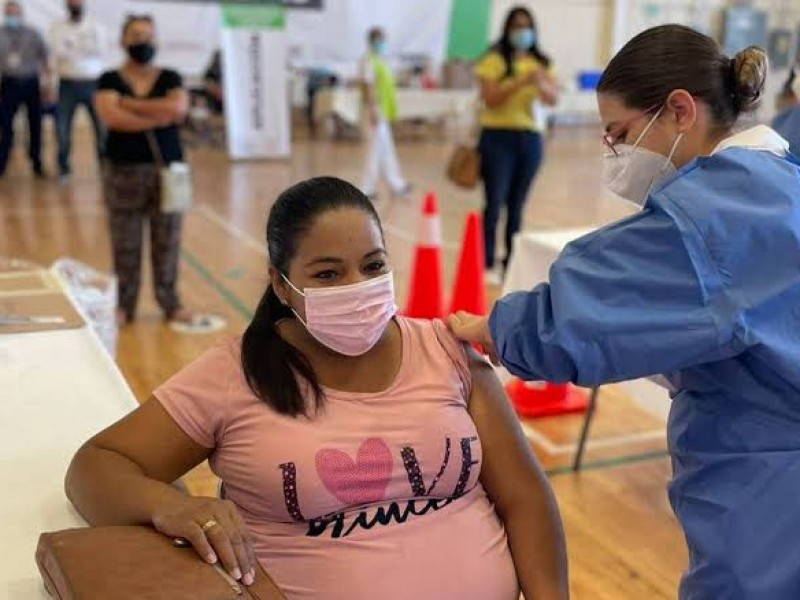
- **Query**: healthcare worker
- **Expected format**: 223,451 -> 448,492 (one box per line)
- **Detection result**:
772,66 -> 800,156
449,24 -> 800,599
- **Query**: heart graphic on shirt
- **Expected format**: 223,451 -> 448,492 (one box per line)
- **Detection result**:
315,438 -> 393,507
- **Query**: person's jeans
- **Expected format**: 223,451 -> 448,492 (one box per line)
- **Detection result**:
478,128 -> 544,269
57,78 -> 106,176
0,75 -> 42,174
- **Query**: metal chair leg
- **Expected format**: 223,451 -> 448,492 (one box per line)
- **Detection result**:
573,387 -> 601,473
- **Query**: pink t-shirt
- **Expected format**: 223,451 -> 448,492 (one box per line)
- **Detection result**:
155,317 -> 518,599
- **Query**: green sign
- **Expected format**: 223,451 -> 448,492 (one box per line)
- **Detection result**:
222,5 -> 286,29
447,0 -> 492,61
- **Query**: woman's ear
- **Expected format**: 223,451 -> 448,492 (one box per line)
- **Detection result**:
269,266 -> 289,306
665,89 -> 697,133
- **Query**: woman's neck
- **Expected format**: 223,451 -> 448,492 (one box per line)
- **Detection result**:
122,61 -> 154,76
700,129 -> 732,157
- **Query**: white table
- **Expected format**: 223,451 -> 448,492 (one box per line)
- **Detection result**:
314,88 -> 477,128
0,273 -> 138,598
502,229 -> 672,469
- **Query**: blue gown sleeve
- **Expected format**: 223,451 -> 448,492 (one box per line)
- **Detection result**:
490,211 -> 744,386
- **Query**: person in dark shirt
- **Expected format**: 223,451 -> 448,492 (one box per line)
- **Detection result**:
0,0 -> 53,178
95,14 -> 196,327
202,49 -> 223,113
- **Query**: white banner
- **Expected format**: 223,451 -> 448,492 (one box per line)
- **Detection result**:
287,0 -> 453,78
26,0 -> 221,76
27,0 -> 452,80
221,6 -> 291,160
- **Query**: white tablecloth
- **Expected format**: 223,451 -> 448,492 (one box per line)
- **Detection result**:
503,228 -> 596,298
502,229 -> 671,421
0,277 -> 138,598
314,88 -> 477,127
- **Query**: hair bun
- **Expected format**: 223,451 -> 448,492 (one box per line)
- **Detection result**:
731,46 -> 768,112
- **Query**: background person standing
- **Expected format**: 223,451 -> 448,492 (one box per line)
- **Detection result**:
49,0 -> 108,181
360,27 -> 411,202
0,0 -> 52,179
475,6 -> 558,285
95,15 -> 196,327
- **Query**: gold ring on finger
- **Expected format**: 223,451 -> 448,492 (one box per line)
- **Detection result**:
201,519 -> 219,534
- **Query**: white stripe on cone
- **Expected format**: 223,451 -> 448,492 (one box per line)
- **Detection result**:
417,215 -> 442,248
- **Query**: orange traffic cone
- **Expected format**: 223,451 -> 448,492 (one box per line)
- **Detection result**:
404,192 -> 445,319
505,379 -> 589,419
449,212 -> 487,316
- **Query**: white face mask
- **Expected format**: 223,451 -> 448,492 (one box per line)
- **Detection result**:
603,107 -> 685,208
281,272 -> 398,357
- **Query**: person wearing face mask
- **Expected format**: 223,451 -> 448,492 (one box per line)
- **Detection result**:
474,6 -> 559,286
49,0 -> 109,181
94,15 -> 200,328
359,27 -> 412,202
449,24 -> 800,599
0,0 -> 52,178
65,177 -> 570,600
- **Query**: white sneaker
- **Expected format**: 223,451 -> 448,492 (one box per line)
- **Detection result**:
485,266 -> 504,287
392,184 -> 413,199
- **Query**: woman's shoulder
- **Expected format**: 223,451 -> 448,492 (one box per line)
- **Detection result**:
159,336 -> 242,393
158,67 -> 183,81
398,315 -> 457,343
97,69 -> 122,88
153,336 -> 247,448
397,317 -> 472,393
474,50 -> 505,77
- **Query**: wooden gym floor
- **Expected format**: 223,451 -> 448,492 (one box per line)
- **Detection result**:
0,121 -> 686,598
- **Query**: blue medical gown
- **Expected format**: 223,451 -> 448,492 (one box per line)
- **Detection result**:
490,147 -> 800,599
773,106 -> 800,157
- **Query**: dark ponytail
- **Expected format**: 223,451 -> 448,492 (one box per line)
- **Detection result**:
240,176 -> 382,417
598,24 -> 768,131
492,6 -> 552,78
241,284 -> 320,418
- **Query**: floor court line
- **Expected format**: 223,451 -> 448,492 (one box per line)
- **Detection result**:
195,204 -> 268,257
521,421 -> 666,456
545,450 -> 670,477
196,203 -> 462,255
181,248 -> 254,321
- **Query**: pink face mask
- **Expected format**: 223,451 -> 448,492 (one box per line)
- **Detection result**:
282,272 -> 398,357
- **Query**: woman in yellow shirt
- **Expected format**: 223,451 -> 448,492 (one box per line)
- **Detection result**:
475,6 -> 559,284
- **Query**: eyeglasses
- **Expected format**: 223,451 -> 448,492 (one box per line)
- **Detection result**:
602,104 -> 662,156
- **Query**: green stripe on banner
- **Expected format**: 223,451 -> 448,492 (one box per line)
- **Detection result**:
222,5 -> 286,29
447,0 -> 492,60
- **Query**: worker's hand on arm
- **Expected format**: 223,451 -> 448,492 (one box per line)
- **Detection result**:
447,311 -> 498,364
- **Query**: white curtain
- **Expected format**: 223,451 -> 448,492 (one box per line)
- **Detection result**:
25,0 -> 453,78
